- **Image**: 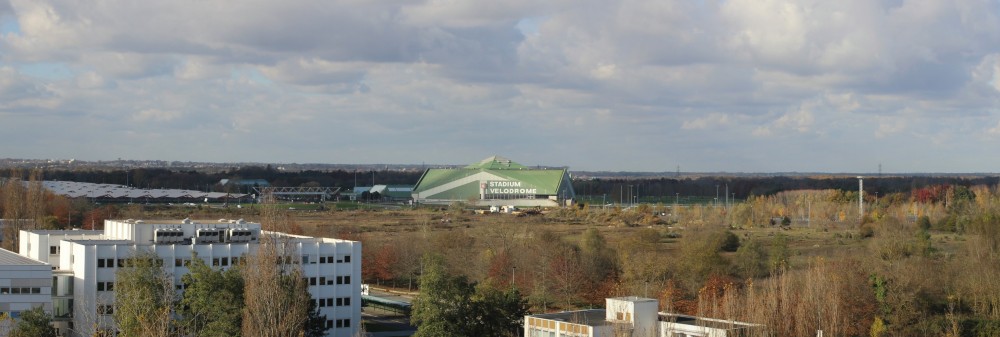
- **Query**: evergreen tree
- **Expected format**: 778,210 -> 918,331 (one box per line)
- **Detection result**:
304,297 -> 330,337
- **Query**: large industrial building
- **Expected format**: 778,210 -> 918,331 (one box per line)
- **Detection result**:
2,218 -> 361,337
411,156 -> 575,207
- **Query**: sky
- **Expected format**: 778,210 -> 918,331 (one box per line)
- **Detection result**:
1,0 -> 1000,173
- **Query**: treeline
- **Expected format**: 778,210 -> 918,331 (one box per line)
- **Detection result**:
5,167 -> 423,191
575,176 -> 1000,201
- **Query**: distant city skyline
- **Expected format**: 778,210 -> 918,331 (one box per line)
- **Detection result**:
2,1 -> 1000,172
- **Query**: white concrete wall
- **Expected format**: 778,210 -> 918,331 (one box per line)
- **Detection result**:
0,264 -> 52,314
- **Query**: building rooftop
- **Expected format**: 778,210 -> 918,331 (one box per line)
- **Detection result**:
531,309 -> 610,327
610,296 -> 657,303
660,313 -> 763,331
0,248 -> 48,266
63,239 -> 135,245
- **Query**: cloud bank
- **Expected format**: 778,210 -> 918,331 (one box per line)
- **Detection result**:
2,0 -> 999,172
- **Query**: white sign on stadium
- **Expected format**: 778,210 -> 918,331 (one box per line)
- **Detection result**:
482,181 -> 537,195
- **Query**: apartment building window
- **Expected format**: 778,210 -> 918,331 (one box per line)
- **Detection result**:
97,282 -> 114,292
97,305 -> 114,315
98,258 -> 118,268
175,259 -> 183,267
336,297 -> 351,306
221,257 -> 229,266
1,287 -> 41,294
326,320 -> 334,329
319,277 -> 326,285
319,256 -> 326,263
336,275 -> 351,284
309,277 -> 317,286
335,319 -> 350,328
212,258 -> 220,266
50,246 -> 59,255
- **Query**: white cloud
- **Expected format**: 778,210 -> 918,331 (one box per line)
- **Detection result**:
132,108 -> 182,122
682,113 -> 731,130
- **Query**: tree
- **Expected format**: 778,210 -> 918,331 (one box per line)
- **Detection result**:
412,253 -> 527,337
731,238 -> 768,279
469,283 -> 529,337
304,297 -> 330,337
114,250 -> 175,337
9,306 -> 55,337
178,253 -> 244,337
241,199 -> 310,337
411,254 -> 478,337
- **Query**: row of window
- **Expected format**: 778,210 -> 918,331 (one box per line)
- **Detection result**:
173,257 -> 244,267
326,319 -> 351,328
308,275 -> 351,286
98,258 -> 166,268
96,255 -> 351,268
316,297 -> 352,308
302,255 -> 352,264
97,258 -> 122,268
0,287 -> 42,295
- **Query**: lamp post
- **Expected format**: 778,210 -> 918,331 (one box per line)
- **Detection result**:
511,266 -> 517,291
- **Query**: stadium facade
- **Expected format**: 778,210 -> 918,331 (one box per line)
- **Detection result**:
411,156 -> 575,207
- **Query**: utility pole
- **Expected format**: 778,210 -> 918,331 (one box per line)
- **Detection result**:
725,184 -> 729,209
858,176 -> 864,222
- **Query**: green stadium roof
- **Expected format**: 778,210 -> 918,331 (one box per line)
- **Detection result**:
413,156 -> 573,201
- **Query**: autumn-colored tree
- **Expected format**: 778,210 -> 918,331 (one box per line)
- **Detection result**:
372,243 -> 400,284
82,205 -> 118,230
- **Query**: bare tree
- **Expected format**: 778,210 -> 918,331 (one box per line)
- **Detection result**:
241,193 -> 309,337
1,172 -> 27,251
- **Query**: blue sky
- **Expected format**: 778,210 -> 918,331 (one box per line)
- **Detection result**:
1,0 -> 1000,172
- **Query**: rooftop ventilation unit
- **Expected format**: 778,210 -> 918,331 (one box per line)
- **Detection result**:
194,228 -> 224,244
227,228 -> 257,243
154,227 -> 185,244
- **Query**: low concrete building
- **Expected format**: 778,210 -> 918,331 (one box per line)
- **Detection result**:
0,247 -> 52,328
524,297 -> 760,337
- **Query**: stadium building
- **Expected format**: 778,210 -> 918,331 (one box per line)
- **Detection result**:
411,156 -> 575,207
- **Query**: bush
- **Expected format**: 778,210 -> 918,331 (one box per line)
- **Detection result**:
859,225 -> 875,238
917,216 -> 932,231
720,231 -> 740,252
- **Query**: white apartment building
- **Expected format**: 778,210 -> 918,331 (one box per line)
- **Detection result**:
524,297 -> 760,337
11,218 -> 361,337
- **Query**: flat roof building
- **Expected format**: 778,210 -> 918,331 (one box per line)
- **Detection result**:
525,297 -> 760,337
7,218 -> 361,337
0,248 -> 52,326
